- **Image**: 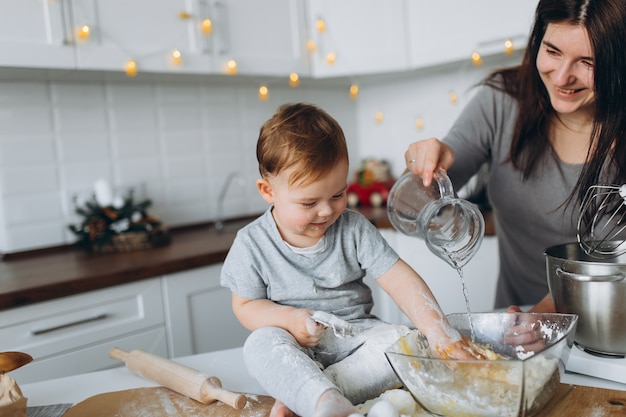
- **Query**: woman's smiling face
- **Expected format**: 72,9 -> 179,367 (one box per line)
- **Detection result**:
536,22 -> 595,117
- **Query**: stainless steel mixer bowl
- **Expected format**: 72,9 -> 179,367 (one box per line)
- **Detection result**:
546,241 -> 626,355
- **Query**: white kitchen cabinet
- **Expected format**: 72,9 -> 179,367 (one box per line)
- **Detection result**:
366,230 -> 499,325
0,1 -> 75,69
0,278 -> 168,384
70,0 -> 214,74
304,0 -> 409,78
215,0 -> 309,76
162,265 -> 250,358
69,0 -> 309,77
407,0 -> 538,69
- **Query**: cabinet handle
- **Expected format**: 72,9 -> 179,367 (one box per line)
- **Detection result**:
199,0 -> 213,54
58,0 -> 75,45
213,0 -> 230,54
31,313 -> 109,336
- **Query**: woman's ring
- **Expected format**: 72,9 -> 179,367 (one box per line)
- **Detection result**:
408,159 -> 416,164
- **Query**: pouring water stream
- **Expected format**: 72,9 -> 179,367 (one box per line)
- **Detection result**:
387,171 -> 485,342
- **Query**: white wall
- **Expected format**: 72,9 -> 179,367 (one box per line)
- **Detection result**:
0,75 -> 357,253
354,54 -> 521,179
0,51 -> 522,254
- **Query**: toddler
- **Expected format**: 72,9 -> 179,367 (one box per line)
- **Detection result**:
221,103 -> 475,417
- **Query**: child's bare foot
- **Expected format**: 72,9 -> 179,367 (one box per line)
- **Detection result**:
312,389 -> 362,417
270,400 -> 298,417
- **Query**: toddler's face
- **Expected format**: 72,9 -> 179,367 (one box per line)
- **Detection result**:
265,160 -> 348,248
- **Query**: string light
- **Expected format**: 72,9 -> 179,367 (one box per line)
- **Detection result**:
170,49 -> 182,66
449,91 -> 458,104
225,59 -> 238,75
415,117 -> 424,130
258,85 -> 269,101
306,40 -> 317,53
326,52 -> 336,66
471,51 -> 483,67
504,39 -> 514,55
202,19 -> 213,35
349,84 -> 359,99
125,60 -> 138,77
375,111 -> 384,124
178,11 -> 193,19
289,72 -> 300,87
77,25 -> 91,41
316,19 -> 326,33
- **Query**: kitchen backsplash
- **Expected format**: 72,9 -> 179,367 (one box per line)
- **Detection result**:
0,54 -> 518,253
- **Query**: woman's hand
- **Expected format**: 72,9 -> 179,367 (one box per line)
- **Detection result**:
405,138 -> 455,186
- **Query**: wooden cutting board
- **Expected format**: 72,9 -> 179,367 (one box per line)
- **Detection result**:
60,384 -> 626,416
61,387 -> 274,417
534,383 -> 626,416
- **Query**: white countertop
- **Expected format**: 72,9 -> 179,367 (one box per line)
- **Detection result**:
21,347 -> 626,408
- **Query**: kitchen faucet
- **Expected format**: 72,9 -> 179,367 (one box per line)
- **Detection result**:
215,172 -> 247,231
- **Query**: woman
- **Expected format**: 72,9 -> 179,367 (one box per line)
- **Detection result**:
404,0 -> 626,311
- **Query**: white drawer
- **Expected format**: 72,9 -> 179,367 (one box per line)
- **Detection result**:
0,278 -> 165,360
10,327 -> 168,384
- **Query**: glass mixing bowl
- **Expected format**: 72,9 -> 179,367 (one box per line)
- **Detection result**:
385,312 -> 578,417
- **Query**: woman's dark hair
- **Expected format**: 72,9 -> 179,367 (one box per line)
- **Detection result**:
485,0 -> 626,203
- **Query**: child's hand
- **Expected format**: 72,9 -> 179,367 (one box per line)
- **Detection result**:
433,335 -> 487,360
291,309 -> 324,348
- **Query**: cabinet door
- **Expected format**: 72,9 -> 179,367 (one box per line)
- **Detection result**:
10,328 -> 168,384
0,278 -> 166,383
407,0 -> 538,68
305,0 -> 409,78
215,0 -> 309,76
70,0 -> 213,74
162,265 -> 250,357
395,233 -> 499,316
0,1 -> 75,69
368,231 -> 499,325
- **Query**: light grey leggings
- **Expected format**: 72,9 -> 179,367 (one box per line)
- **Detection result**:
242,318 -> 410,417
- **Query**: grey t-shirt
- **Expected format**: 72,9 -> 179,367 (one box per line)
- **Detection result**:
444,84 -> 582,308
220,208 -> 400,320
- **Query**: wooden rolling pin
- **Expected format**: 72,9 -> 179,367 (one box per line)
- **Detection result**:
109,347 -> 247,409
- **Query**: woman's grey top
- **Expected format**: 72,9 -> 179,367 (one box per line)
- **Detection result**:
444,83 -> 582,308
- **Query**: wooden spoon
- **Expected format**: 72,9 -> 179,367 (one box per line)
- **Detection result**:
0,352 -> 33,373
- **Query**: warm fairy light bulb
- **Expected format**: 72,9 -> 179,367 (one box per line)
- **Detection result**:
258,85 -> 269,101
504,39 -> 514,55
326,52 -> 336,65
289,72 -> 300,88
316,19 -> 326,33
178,11 -> 193,19
225,59 -> 238,75
349,84 -> 359,100
375,111 -> 384,124
415,117 -> 424,130
471,51 -> 483,67
449,91 -> 458,104
170,49 -> 182,66
125,60 -> 138,77
202,19 -> 213,35
77,24 -> 91,40
306,40 -> 317,53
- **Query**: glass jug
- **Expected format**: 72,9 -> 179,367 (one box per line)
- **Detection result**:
387,170 -> 485,269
